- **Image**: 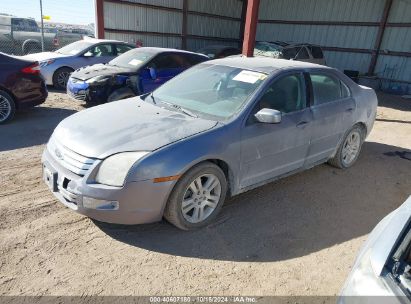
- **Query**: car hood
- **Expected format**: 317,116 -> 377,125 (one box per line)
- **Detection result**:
71,64 -> 134,81
21,52 -> 69,61
52,98 -> 217,159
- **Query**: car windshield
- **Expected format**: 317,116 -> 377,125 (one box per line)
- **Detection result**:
109,49 -> 155,68
56,40 -> 94,55
254,42 -> 283,58
152,64 -> 267,120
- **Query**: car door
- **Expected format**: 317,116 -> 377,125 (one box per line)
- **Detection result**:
75,43 -> 116,69
240,72 -> 313,188
305,71 -> 356,166
140,53 -> 189,93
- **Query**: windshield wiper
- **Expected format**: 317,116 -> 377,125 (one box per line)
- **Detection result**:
150,93 -> 157,105
166,103 -> 198,118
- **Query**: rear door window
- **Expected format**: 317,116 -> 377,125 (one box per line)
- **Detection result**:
309,46 -> 324,59
296,47 -> 310,60
115,44 -> 133,55
89,44 -> 114,57
151,53 -> 190,70
310,73 -> 348,105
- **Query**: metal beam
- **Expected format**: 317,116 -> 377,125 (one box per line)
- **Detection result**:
181,0 -> 188,50
242,0 -> 260,57
238,0 -> 248,49
95,0 -> 105,39
368,0 -> 393,75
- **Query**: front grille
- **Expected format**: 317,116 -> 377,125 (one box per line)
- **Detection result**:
67,89 -> 87,101
48,138 -> 97,176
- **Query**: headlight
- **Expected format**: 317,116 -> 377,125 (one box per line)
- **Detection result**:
86,75 -> 111,84
39,59 -> 55,67
95,152 -> 149,187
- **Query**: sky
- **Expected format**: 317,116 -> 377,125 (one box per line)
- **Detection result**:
1,0 -> 95,25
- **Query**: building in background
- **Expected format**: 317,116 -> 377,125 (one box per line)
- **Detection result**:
95,0 -> 410,94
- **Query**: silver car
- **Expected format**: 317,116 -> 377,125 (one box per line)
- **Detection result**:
339,196 -> 411,303
42,57 -> 377,230
22,39 -> 134,90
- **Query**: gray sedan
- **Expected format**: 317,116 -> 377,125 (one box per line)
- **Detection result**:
22,39 -> 134,90
339,196 -> 411,303
42,57 -> 378,230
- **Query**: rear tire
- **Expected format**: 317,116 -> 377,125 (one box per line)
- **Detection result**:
164,162 -> 228,230
0,90 -> 16,124
328,125 -> 364,169
52,67 -> 74,90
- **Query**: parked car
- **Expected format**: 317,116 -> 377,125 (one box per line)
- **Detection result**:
339,196 -> 411,303
42,57 -> 377,230
0,52 -> 48,124
254,41 -> 327,65
197,45 -> 241,59
0,15 -> 56,55
66,47 -> 209,103
22,39 -> 135,90
53,29 -> 94,48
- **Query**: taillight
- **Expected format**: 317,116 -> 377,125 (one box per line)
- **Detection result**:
21,62 -> 41,75
53,37 -> 59,47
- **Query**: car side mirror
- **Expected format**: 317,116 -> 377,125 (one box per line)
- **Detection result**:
149,67 -> 157,80
84,51 -> 94,57
254,108 -> 282,124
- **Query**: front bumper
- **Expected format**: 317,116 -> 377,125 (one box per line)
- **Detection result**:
67,78 -> 109,103
42,148 -> 175,225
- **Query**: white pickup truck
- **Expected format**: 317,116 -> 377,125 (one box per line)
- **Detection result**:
0,15 -> 56,55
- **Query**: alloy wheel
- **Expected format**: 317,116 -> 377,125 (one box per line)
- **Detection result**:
57,71 -> 71,88
181,174 -> 222,224
341,130 -> 361,167
0,94 -> 11,123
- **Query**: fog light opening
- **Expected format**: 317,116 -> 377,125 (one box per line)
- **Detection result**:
82,197 -> 119,210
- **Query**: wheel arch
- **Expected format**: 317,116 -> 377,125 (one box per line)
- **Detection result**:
0,86 -> 17,108
53,66 -> 75,78
179,158 -> 235,197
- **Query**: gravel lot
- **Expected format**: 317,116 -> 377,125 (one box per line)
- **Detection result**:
0,91 -> 410,296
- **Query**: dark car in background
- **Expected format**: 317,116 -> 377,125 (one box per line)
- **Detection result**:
197,45 -> 241,59
67,47 -> 208,104
254,41 -> 327,65
0,53 -> 48,124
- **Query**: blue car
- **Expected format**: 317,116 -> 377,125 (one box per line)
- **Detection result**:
67,47 -> 208,103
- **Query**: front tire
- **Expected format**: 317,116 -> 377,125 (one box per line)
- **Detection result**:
52,67 -> 73,90
329,125 -> 364,169
164,162 -> 228,230
0,90 -> 16,124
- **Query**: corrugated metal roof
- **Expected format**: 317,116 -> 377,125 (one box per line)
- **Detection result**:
257,24 -> 378,49
186,39 -> 239,52
381,27 -> 411,52
104,1 -> 182,34
119,0 -> 183,9
324,51 -> 371,73
258,0 -> 385,22
105,31 -> 182,49
188,0 -> 243,18
187,15 -> 241,39
388,0 -> 411,22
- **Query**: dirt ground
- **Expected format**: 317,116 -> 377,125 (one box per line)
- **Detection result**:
0,91 -> 410,296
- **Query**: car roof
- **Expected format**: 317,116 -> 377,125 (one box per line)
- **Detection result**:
82,38 -> 133,45
198,45 -> 240,51
134,47 -> 208,57
208,56 -> 332,74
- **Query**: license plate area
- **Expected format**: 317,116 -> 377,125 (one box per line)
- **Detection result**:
43,165 -> 58,192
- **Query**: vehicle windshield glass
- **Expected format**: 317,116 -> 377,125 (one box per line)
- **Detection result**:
56,40 -> 94,55
152,64 -> 267,120
254,42 -> 283,58
109,49 -> 155,68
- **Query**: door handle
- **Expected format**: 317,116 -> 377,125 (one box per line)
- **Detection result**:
296,121 -> 309,128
